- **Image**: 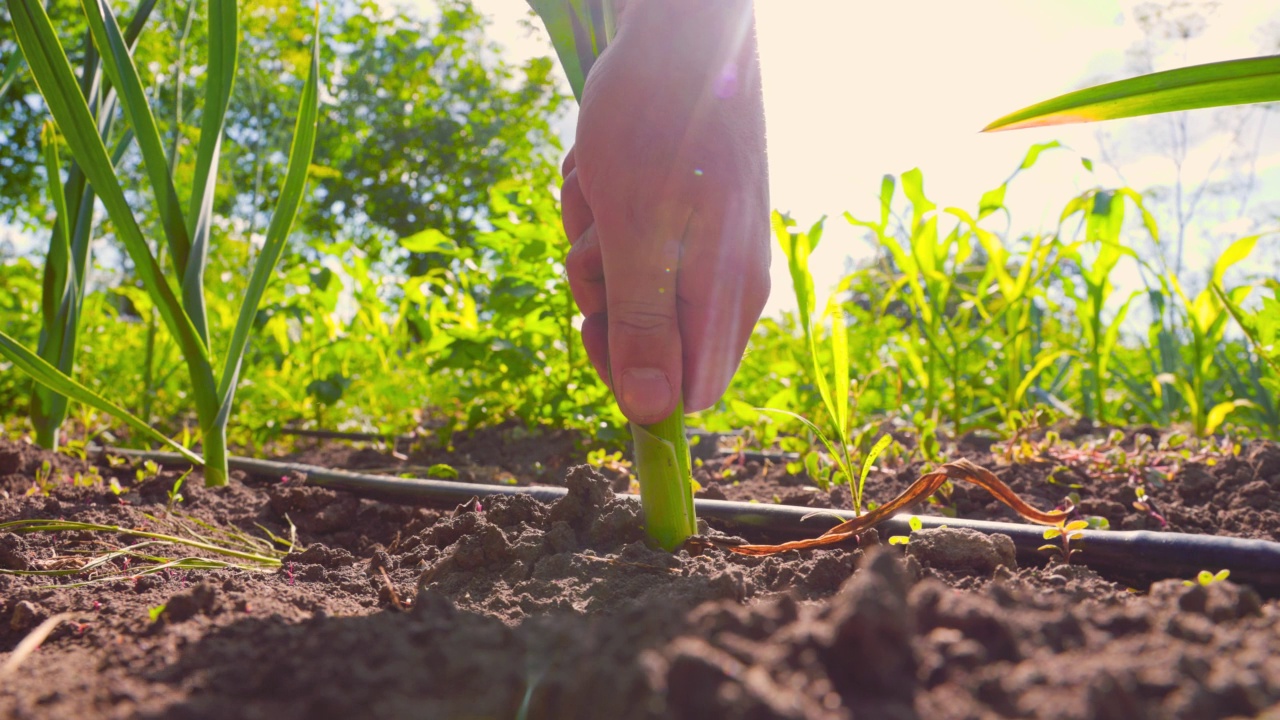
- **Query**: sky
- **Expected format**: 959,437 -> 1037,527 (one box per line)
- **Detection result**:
479,0 -> 1280,315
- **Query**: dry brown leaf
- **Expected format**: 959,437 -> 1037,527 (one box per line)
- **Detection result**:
729,458 -> 1070,556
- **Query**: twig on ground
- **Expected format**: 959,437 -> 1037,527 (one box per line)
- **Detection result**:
1,612 -> 74,678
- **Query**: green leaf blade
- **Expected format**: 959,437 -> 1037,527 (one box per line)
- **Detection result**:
0,330 -> 203,465
985,55 -> 1280,132
215,14 -> 321,421
183,0 -> 239,348
8,0 -> 220,443
80,0 -> 190,275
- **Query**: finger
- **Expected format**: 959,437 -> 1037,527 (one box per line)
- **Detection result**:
581,312 -> 610,386
596,202 -> 686,425
561,147 -> 576,178
561,168 -> 593,244
565,225 -> 606,318
677,196 -> 771,413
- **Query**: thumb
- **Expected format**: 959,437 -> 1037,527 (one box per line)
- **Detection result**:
598,217 -> 685,426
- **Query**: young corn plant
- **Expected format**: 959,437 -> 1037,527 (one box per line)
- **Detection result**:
986,50 -> 1280,435
527,0 -> 694,550
1162,235 -> 1260,436
1056,187 -> 1148,423
1215,279 -> 1279,401
1,0 -> 320,486
769,212 -> 892,513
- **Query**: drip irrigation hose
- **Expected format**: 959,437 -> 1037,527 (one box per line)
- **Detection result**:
272,427 -> 788,462
96,447 -> 1280,597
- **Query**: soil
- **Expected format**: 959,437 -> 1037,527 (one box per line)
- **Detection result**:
2,429 -> 1280,719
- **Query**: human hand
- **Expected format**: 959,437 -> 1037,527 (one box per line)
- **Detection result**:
560,0 -> 770,425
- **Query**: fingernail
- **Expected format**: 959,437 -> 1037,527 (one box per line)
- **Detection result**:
621,368 -> 672,422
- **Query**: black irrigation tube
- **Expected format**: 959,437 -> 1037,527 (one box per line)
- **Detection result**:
98,448 -> 1280,597
272,427 -> 793,462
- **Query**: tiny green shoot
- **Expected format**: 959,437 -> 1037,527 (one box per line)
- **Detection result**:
167,467 -> 193,511
1039,519 -> 1089,563
1184,569 -> 1230,587
888,515 -> 923,545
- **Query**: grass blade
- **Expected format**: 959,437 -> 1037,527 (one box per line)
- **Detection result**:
30,122 -> 75,447
81,0 -> 191,275
0,330 -> 203,464
215,11 -> 320,419
985,55 -> 1280,132
183,0 -> 239,347
0,55 -> 24,100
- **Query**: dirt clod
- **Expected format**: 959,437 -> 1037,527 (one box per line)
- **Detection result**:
906,527 -> 1017,575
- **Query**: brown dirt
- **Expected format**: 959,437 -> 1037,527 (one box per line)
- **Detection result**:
2,431 -> 1279,719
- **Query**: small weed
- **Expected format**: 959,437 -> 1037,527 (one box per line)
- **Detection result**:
1184,569 -> 1230,587
1039,519 -> 1089,563
24,460 -> 55,496
167,468 -> 194,511
136,460 -> 162,484
1132,486 -> 1168,528
888,515 -> 923,545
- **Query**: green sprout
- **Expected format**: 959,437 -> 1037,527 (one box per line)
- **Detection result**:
888,515 -> 924,546
1039,519 -> 1089,564
167,467 -> 194,511
1184,569 -> 1230,587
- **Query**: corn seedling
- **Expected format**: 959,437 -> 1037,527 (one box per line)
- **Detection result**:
1159,235 -> 1260,435
1056,188 -> 1148,423
525,0 -> 695,550
24,459 -> 55,496
1215,279 -> 1280,422
1,0 -> 321,486
770,212 -> 897,511
166,467 -> 193,511
846,146 -> 1068,436
987,52 -> 1280,435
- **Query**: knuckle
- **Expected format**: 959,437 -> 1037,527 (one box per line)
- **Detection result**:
610,301 -> 676,336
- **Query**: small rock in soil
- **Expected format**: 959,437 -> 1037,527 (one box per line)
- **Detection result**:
163,581 -> 221,622
906,527 -> 1016,575
0,532 -> 31,571
9,599 -> 44,631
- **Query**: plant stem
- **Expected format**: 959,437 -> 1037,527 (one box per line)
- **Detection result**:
202,423 -> 229,487
632,403 -> 696,551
